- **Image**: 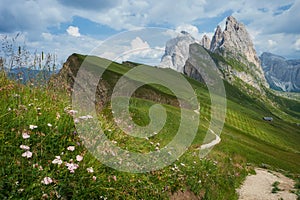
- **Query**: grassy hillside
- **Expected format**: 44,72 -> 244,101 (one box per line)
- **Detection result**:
1,54 -> 300,199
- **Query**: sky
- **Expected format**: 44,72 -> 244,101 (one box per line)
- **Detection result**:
1,0 -> 300,66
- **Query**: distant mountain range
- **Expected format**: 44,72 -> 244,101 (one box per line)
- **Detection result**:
260,52 -> 300,92
4,67 -> 58,84
160,16 -> 299,93
3,16 -> 299,93
160,16 -> 267,93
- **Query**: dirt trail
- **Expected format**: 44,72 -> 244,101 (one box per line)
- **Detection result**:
200,130 -> 221,150
237,168 -> 297,200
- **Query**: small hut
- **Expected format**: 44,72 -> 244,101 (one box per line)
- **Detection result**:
263,117 -> 273,122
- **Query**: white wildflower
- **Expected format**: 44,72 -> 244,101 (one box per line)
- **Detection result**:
20,145 -> 30,150
22,151 -> 32,158
79,115 -> 93,120
76,155 -> 83,162
41,177 -> 53,185
86,167 -> 94,173
67,146 -> 75,151
52,156 -> 63,165
22,132 -> 30,139
74,118 -> 80,124
29,125 -> 38,130
65,162 -> 79,173
67,110 -> 78,116
86,115 -> 93,119
47,123 -> 52,127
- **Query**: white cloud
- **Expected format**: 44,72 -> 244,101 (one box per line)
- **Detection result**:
99,35 -> 165,66
117,37 -> 164,66
131,37 -> 150,49
175,24 -> 201,39
295,38 -> 300,51
42,33 -> 54,41
66,26 -> 81,37
1,0 -> 300,61
268,39 -> 278,48
0,0 -> 67,33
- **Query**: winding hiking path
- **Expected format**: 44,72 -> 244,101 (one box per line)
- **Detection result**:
237,168 -> 297,200
200,130 -> 221,150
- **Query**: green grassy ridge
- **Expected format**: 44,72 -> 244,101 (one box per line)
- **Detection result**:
1,53 -> 300,199
0,74 -> 251,199
73,53 -> 300,165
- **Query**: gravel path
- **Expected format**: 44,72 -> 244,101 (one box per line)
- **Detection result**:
237,168 -> 297,200
200,130 -> 221,150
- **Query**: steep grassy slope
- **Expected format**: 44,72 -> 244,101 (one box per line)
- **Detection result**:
1,54 -> 300,199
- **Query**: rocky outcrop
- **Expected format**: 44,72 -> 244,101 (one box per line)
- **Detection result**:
210,16 -> 267,89
160,16 -> 268,91
51,54 -> 182,109
200,35 -> 211,50
159,31 -> 198,73
217,16 -> 261,67
210,26 -> 223,52
184,43 -> 223,85
49,54 -> 112,109
260,52 -> 300,92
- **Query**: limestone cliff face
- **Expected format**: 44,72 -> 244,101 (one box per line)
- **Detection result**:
159,31 -> 198,73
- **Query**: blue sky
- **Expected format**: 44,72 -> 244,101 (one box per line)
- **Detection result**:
0,0 -> 300,65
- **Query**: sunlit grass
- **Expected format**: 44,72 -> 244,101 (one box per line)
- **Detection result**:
1,54 -> 300,199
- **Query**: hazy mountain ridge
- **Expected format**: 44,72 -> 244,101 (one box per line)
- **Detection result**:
260,52 -> 300,92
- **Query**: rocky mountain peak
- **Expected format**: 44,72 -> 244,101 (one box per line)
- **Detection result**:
215,16 -> 261,68
159,31 -> 198,73
225,16 -> 239,31
200,34 -> 211,50
209,16 -> 267,88
160,16 -> 268,90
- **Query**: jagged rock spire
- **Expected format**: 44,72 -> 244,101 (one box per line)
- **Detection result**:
210,25 -> 223,52
200,35 -> 211,50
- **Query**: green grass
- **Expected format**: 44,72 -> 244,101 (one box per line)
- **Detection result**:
271,181 -> 281,193
1,54 -> 300,199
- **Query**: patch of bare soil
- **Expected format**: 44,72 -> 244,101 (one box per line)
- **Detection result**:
237,168 -> 297,200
